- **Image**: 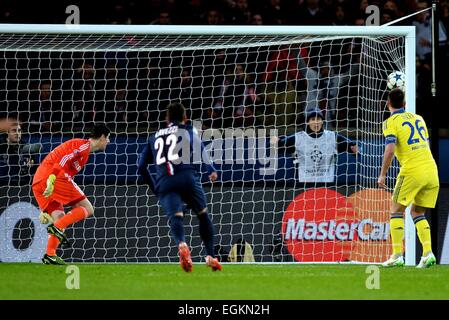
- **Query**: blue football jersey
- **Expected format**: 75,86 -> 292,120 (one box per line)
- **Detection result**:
138,122 -> 216,193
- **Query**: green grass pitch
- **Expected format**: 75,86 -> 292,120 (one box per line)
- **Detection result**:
1,263 -> 449,300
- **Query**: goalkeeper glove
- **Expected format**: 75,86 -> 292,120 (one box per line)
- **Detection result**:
43,174 -> 56,198
39,211 -> 54,224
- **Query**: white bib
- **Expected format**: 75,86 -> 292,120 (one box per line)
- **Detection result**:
294,130 -> 337,182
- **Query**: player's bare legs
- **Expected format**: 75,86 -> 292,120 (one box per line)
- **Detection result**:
198,208 -> 222,271
411,204 -> 436,268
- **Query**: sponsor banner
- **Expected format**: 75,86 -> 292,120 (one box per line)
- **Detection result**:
282,188 -> 392,263
0,202 -> 46,262
0,185 -> 446,263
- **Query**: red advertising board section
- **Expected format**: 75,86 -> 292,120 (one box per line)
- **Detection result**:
282,188 -> 392,263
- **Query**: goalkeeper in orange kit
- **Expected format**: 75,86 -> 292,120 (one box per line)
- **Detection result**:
32,124 -> 110,265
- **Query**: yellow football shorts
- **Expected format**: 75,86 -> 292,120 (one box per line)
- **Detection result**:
392,171 -> 439,208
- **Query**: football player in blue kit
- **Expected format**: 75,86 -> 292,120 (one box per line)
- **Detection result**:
138,102 -> 222,272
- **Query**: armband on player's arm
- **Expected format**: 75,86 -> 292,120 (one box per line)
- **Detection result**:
385,135 -> 397,145
43,174 -> 57,198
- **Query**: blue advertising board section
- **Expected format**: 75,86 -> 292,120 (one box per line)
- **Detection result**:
26,135 -> 449,185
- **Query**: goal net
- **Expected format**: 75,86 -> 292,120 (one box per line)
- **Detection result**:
0,25 -> 415,264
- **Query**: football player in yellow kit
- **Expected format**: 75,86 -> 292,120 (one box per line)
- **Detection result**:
378,88 -> 438,268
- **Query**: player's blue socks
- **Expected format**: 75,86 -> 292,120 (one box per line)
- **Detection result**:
169,215 -> 185,244
198,212 -> 215,257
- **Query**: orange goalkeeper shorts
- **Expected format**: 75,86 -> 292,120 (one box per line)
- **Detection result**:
32,172 -> 86,214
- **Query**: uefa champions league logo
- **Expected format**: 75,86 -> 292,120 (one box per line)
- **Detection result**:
310,147 -> 323,164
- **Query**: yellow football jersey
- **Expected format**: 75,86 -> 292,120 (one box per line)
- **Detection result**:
382,109 -> 437,175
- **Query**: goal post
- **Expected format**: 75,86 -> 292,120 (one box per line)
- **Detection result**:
0,24 -> 416,265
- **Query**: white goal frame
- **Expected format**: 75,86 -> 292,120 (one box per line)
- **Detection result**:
0,24 -> 416,266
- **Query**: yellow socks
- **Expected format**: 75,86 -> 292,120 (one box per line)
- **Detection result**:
414,215 -> 432,255
390,214 -> 404,256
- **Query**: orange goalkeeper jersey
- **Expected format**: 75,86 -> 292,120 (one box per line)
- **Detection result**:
32,139 -> 91,185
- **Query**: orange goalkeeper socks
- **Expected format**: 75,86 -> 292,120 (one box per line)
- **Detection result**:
54,207 -> 89,230
46,234 -> 60,256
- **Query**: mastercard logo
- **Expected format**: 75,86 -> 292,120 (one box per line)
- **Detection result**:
281,188 -> 393,262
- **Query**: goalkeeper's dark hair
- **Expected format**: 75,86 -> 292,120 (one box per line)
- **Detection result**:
90,123 -> 111,139
167,102 -> 186,123
388,88 -> 405,109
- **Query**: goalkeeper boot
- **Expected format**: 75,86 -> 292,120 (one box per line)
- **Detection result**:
206,256 -> 223,272
416,252 -> 436,269
178,242 -> 193,273
382,254 -> 404,267
42,254 -> 66,265
47,224 -> 71,248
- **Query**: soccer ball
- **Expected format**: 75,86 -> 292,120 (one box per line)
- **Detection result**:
387,71 -> 406,90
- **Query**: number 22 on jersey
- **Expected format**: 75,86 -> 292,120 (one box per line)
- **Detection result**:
154,134 -> 179,165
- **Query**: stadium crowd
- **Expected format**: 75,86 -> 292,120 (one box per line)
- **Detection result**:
0,0 -> 448,135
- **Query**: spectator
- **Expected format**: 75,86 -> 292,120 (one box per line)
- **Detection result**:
261,45 -> 307,133
0,123 -> 41,186
171,69 -> 193,109
262,45 -> 305,92
304,59 -> 339,126
442,0 -> 449,33
171,68 -> 205,121
72,62 -> 96,127
177,0 -> 206,24
102,86 -> 128,130
333,40 -> 362,128
381,9 -> 395,25
29,81 -> 62,133
356,0 -> 369,21
263,0 -> 285,25
318,59 -> 341,124
202,50 -> 228,129
0,117 -> 18,132
202,102 -> 224,130
0,0 -> 16,23
383,0 -> 402,19
250,13 -> 263,25
413,0 -> 447,65
151,11 -> 172,25
224,0 -> 251,24
332,5 -> 349,25
205,9 -> 224,25
271,108 -> 358,184
108,2 -> 133,24
136,61 -> 162,127
233,72 -> 257,127
322,0 -> 335,11
354,17 -> 366,26
219,64 -> 255,127
288,0 -> 330,25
